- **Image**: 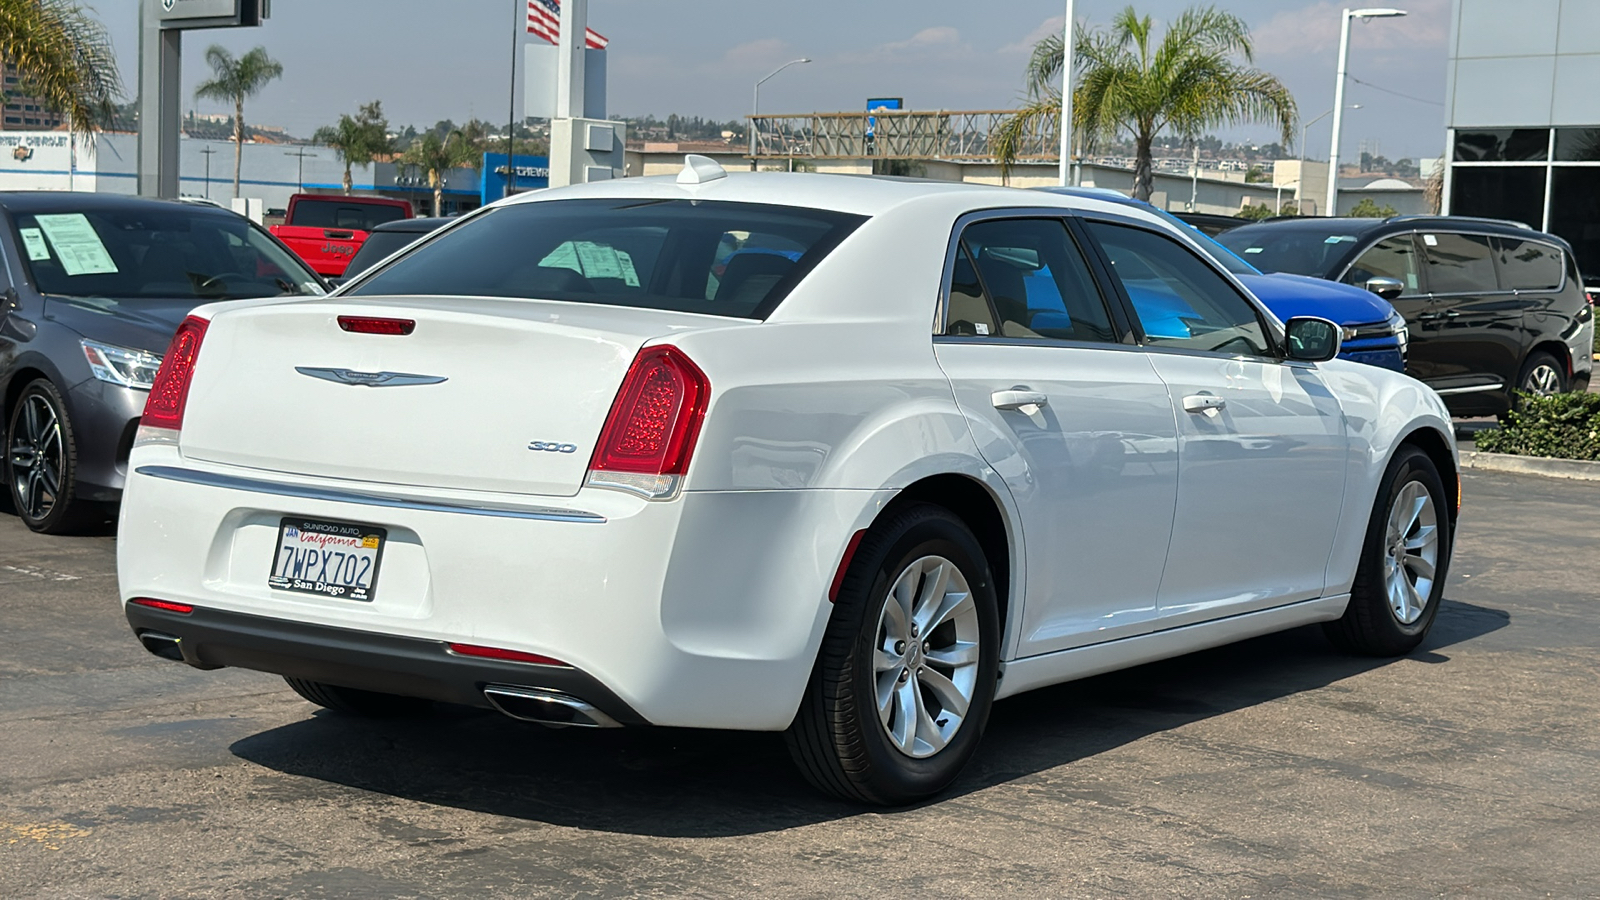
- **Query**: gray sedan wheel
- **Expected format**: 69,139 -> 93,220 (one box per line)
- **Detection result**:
5,379 -> 91,534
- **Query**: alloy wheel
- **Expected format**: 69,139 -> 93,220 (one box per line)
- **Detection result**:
873,555 -> 981,758
1383,481 -> 1439,625
7,394 -> 65,520
1524,362 -> 1562,396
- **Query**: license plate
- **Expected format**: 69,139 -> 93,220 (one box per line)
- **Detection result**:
268,517 -> 387,602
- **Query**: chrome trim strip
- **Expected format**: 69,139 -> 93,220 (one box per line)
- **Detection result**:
1432,382 -> 1504,396
134,465 -> 606,523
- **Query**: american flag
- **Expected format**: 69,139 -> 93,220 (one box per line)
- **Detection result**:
528,0 -> 609,50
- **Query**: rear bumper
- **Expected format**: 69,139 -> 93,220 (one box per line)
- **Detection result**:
125,602 -> 647,724
116,446 -> 886,730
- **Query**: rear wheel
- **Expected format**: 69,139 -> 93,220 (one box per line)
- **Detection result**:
1324,446 -> 1451,656
283,677 -> 432,717
1517,350 -> 1567,398
785,504 -> 1000,805
5,379 -> 93,534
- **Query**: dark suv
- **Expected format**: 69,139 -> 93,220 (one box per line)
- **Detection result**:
1218,216 -> 1595,416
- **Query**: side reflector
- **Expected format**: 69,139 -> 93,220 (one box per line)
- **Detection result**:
829,529 -> 868,603
446,643 -> 569,667
129,598 -> 194,615
141,316 -> 209,431
338,316 -> 416,335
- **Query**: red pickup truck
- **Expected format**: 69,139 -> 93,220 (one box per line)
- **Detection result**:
270,194 -> 413,278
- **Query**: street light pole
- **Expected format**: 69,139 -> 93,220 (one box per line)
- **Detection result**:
1300,104 -> 1359,211
1326,7 -> 1405,217
1058,0 -> 1075,186
751,58 -> 810,169
201,145 -> 217,198
284,148 -> 315,192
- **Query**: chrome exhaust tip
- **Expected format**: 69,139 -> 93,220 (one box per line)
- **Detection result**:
137,630 -> 185,662
482,685 -> 622,728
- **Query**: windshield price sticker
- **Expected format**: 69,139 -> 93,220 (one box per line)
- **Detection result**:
269,518 -> 387,602
34,213 -> 119,276
18,227 -> 50,261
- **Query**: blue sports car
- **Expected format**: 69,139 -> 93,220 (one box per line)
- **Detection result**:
1034,187 -> 1407,372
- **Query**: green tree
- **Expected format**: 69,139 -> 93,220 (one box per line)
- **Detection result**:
194,45 -> 284,199
313,101 -> 391,195
1347,197 -> 1398,218
1237,203 -> 1274,221
996,5 -> 1297,200
0,0 -> 120,133
400,129 -> 480,216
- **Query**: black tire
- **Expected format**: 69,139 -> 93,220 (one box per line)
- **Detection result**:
785,503 -> 1000,805
1516,350 -> 1567,399
283,677 -> 432,717
4,378 -> 94,535
1324,446 -> 1452,656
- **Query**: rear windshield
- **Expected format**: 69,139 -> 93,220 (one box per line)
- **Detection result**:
12,207 -> 324,302
1217,225 -> 1371,278
290,199 -> 409,231
348,198 -> 867,319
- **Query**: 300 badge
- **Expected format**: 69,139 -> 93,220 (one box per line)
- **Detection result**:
527,441 -> 578,453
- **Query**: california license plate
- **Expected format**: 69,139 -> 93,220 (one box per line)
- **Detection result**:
268,517 -> 386,602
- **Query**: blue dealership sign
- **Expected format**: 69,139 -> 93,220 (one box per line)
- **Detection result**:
482,152 -> 551,204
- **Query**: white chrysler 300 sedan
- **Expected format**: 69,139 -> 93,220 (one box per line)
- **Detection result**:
119,160 -> 1457,804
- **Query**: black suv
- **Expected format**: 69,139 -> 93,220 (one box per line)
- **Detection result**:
1218,216 -> 1595,416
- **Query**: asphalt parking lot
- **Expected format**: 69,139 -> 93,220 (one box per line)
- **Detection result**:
2,469 -> 1597,899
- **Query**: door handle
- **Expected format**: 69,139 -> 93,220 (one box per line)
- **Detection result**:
991,390 -> 1049,411
323,229 -> 356,239
1418,310 -> 1460,321
1182,393 -> 1226,413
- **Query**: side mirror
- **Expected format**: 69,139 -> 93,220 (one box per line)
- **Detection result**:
1365,276 -> 1404,301
1284,316 -> 1342,363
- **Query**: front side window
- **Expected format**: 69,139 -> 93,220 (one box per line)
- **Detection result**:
1088,221 -> 1273,357
947,218 -> 1116,343
1343,236 -> 1422,293
351,199 -> 866,319
1492,237 -> 1564,292
1420,233 -> 1496,294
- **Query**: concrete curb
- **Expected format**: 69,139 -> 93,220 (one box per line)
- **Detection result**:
1461,451 -> 1600,481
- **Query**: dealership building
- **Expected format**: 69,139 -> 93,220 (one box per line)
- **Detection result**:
1443,0 -> 1600,273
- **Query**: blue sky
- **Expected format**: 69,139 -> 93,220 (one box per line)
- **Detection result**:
99,0 -> 1451,160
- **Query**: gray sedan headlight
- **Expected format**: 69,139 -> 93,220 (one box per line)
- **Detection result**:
81,339 -> 163,390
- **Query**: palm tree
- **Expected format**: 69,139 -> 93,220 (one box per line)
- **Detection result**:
313,101 -> 391,195
194,45 -> 283,199
996,5 -> 1296,201
400,129 -> 481,216
0,0 -> 121,133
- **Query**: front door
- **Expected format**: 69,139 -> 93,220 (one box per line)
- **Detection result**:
934,215 -> 1179,657
1083,219 -> 1350,624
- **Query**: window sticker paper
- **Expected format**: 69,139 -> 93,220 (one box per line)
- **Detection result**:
34,213 -> 118,275
19,227 -> 50,261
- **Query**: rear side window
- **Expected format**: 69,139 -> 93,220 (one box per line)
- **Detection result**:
1420,233 -> 1496,294
1493,237 -> 1565,291
1344,236 -> 1421,293
350,199 -> 866,319
1088,221 -> 1273,357
949,218 -> 1116,343
290,200 -> 409,231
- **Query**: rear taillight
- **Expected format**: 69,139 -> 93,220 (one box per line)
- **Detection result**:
140,316 -> 209,433
338,315 -> 416,335
585,345 -> 710,499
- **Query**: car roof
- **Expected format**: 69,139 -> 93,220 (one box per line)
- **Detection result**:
0,191 -> 242,217
371,217 -> 450,233
500,170 -> 1104,219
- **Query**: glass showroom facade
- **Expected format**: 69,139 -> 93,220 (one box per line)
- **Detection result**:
1447,127 -> 1600,274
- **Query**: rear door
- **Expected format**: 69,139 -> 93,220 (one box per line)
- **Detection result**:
1082,218 -> 1350,622
1414,231 -> 1527,398
932,213 -> 1179,657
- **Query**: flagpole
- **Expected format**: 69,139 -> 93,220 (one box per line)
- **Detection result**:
507,0 -> 519,197
1058,0 -> 1074,187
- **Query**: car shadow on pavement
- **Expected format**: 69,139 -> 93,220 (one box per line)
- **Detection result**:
229,598 -> 1508,838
